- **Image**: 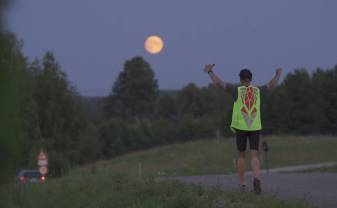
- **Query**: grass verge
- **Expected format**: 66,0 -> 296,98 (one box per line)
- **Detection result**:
299,165 -> 337,173
74,135 -> 337,177
0,172 -> 316,208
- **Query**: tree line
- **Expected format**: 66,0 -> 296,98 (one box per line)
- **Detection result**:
1,33 -> 337,183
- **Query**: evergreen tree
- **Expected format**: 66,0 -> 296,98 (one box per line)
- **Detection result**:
105,56 -> 158,121
0,33 -> 26,183
177,83 -> 205,118
155,93 -> 178,120
33,52 -> 87,175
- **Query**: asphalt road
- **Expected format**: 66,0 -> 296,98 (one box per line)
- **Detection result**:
169,164 -> 337,208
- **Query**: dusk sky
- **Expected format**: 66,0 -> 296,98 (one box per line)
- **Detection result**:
8,0 -> 337,96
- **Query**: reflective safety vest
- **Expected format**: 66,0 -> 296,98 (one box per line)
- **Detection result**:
230,85 -> 262,131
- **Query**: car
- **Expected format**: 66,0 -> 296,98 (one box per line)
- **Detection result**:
17,170 -> 46,184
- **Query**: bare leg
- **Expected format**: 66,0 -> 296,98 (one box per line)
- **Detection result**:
251,150 -> 260,178
237,151 -> 246,185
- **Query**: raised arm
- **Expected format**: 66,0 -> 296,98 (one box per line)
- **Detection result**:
204,64 -> 227,90
266,68 -> 282,90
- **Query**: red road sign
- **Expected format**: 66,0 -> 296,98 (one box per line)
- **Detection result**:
37,150 -> 48,175
39,166 -> 48,175
38,151 -> 47,160
37,150 -> 48,166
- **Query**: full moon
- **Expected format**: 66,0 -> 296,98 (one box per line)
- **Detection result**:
144,35 -> 164,54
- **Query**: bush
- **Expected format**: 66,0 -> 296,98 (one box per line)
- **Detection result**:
177,116 -> 217,141
48,152 -> 71,177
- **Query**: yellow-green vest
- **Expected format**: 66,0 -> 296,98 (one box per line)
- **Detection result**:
231,85 -> 262,131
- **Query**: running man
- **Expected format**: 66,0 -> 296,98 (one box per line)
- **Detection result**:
204,64 -> 282,194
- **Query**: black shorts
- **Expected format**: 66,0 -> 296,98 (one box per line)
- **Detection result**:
235,129 -> 260,152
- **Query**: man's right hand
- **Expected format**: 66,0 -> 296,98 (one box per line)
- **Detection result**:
204,64 -> 215,73
267,67 -> 282,89
275,68 -> 282,76
204,64 -> 226,90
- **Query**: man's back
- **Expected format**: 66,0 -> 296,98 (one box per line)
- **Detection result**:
230,85 -> 262,131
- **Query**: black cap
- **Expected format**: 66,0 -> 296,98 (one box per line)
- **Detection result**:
239,69 -> 252,81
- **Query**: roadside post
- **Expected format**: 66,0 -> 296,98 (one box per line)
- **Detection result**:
138,162 -> 142,178
216,129 -> 221,144
262,141 -> 269,173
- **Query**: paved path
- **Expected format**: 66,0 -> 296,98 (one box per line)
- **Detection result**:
168,163 -> 337,208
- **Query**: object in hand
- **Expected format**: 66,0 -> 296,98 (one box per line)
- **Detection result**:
204,64 -> 215,73
262,141 -> 269,152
